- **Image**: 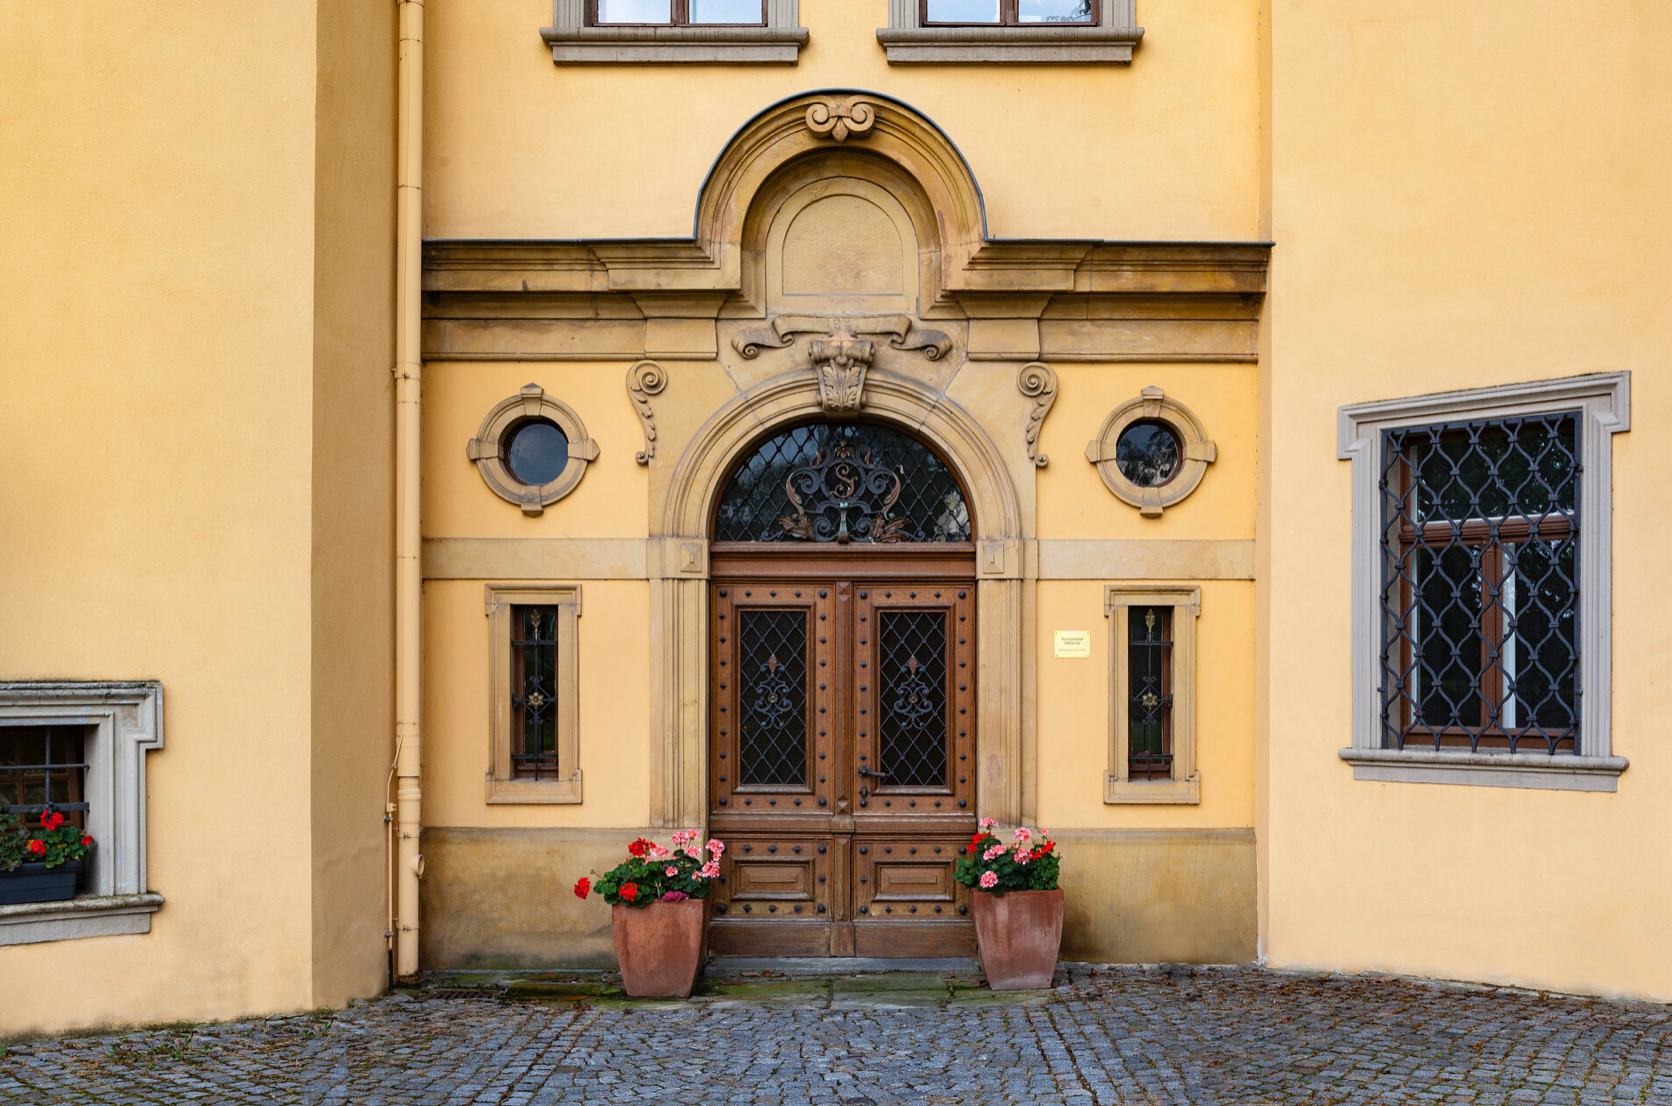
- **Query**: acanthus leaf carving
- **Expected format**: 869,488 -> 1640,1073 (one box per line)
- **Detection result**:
1017,361 -> 1059,467
805,98 -> 876,143
626,359 -> 667,465
809,331 -> 874,416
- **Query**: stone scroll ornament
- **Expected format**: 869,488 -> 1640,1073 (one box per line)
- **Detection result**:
1017,362 -> 1059,467
625,360 -> 666,465
805,98 -> 876,143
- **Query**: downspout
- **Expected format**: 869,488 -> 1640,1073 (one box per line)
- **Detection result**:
392,0 -> 425,981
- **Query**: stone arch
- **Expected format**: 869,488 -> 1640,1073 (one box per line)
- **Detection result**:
690,90 -> 989,305
650,369 -> 1026,833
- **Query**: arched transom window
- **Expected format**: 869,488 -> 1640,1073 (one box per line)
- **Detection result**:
713,422 -> 971,544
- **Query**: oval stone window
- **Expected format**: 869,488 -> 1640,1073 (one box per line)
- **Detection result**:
1114,419 -> 1182,488
504,419 -> 569,486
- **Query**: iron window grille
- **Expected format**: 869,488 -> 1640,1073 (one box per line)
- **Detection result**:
0,725 -> 89,828
714,421 -> 972,545
511,606 -> 563,779
1379,413 -> 1580,755
1127,607 -> 1173,780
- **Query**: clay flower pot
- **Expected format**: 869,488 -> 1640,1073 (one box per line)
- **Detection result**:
971,888 -> 1063,990
611,898 -> 708,998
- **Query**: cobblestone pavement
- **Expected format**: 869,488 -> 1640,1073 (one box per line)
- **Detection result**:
4,965 -> 1672,1105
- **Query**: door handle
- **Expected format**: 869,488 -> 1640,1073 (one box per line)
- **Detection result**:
857,766 -> 888,779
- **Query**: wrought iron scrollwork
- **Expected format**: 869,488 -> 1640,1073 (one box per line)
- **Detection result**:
776,440 -> 911,544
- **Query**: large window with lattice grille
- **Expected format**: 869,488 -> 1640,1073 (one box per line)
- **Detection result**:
1338,374 -> 1629,791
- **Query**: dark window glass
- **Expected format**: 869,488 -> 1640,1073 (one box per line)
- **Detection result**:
504,420 -> 569,487
1115,420 -> 1182,488
925,0 -> 1094,24
714,422 -> 971,544
1128,608 -> 1173,780
511,606 -> 561,778
1381,413 -> 1580,753
737,610 -> 809,787
0,725 -> 88,828
592,0 -> 764,25
878,610 -> 950,787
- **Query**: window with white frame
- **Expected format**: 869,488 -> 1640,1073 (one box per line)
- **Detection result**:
0,682 -> 164,945
1337,374 -> 1630,791
878,0 -> 1141,64
541,0 -> 806,64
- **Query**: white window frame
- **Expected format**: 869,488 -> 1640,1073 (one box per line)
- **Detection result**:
0,682 -> 164,945
541,0 -> 807,64
877,0 -> 1142,65
1337,373 -> 1630,791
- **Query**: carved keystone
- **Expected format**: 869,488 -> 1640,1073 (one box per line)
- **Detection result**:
805,99 -> 876,143
809,331 -> 875,415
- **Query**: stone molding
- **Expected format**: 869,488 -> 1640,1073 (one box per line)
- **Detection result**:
1104,586 -> 1202,804
467,384 -> 600,515
878,0 -> 1142,65
0,681 -> 163,945
1086,386 -> 1216,517
1337,372 -> 1631,791
540,0 -> 806,64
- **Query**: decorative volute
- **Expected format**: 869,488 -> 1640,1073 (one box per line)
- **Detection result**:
809,330 -> 874,415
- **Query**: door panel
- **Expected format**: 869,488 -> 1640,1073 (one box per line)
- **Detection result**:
709,560 -> 975,958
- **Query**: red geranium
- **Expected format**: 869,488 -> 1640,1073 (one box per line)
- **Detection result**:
620,881 -> 639,902
627,838 -> 651,858
27,839 -> 46,856
574,876 -> 591,899
81,835 -> 93,847
41,811 -> 65,831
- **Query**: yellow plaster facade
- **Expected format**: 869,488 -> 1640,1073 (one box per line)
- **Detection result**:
3,0 -> 1667,1036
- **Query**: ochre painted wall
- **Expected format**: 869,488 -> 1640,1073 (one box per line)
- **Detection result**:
0,1 -> 394,1034
1261,0 -> 1672,999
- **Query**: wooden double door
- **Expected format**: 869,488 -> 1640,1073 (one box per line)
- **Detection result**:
708,548 -> 978,957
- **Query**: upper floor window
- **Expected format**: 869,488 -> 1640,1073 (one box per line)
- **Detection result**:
924,0 -> 1095,25
592,0 -> 765,25
1338,374 -> 1630,791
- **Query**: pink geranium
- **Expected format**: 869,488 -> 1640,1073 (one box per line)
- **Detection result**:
698,860 -> 720,879
979,871 -> 998,889
983,844 -> 1007,861
706,839 -> 726,857
979,817 -> 998,831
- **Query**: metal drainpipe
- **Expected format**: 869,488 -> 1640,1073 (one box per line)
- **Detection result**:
392,0 -> 425,981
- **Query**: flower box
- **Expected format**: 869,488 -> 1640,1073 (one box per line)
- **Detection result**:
0,860 -> 81,906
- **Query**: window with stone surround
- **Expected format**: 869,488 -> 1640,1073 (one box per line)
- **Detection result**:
542,0 -> 806,64
1104,585 -> 1200,804
0,683 -> 164,946
1338,374 -> 1630,792
486,585 -> 583,803
879,0 -> 1140,64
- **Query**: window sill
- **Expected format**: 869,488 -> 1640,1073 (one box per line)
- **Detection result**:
1105,773 -> 1200,805
1339,748 -> 1628,792
876,25 -> 1142,65
540,25 -> 808,64
486,774 -> 583,804
0,892 -> 164,946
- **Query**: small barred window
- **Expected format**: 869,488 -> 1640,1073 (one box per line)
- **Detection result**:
0,725 -> 88,829
1380,413 -> 1580,754
1127,607 -> 1173,780
511,606 -> 561,779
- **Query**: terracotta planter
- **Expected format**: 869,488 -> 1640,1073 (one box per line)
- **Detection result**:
611,898 -> 708,998
0,860 -> 81,906
971,888 -> 1063,990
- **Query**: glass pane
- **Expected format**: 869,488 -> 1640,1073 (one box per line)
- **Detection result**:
1502,542 -> 1578,739
1402,414 -> 1577,523
925,0 -> 1001,22
738,610 -> 809,787
1412,545 -> 1484,731
594,0 -> 672,23
512,607 -> 559,776
1019,0 -> 1094,22
689,0 -> 763,23
878,611 -> 949,787
714,422 -> 970,544
1115,420 -> 1182,488
505,420 -> 569,487
1127,608 -> 1173,779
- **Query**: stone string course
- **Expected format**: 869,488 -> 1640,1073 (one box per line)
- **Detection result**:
2,966 -> 1671,1105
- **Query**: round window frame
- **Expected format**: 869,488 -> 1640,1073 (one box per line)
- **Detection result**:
1085,387 -> 1216,518
467,384 -> 600,516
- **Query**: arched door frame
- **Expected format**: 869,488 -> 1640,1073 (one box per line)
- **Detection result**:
649,367 -> 1026,831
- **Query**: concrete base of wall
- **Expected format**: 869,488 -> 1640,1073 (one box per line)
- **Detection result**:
420,826 -> 1256,969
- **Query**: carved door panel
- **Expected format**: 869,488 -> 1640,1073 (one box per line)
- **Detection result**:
709,561 -> 976,958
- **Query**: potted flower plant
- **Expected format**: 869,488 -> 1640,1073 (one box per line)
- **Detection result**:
955,818 -> 1062,990
0,807 -> 94,906
575,830 -> 723,998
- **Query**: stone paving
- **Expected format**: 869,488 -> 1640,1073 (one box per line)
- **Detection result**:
3,965 -> 1672,1105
